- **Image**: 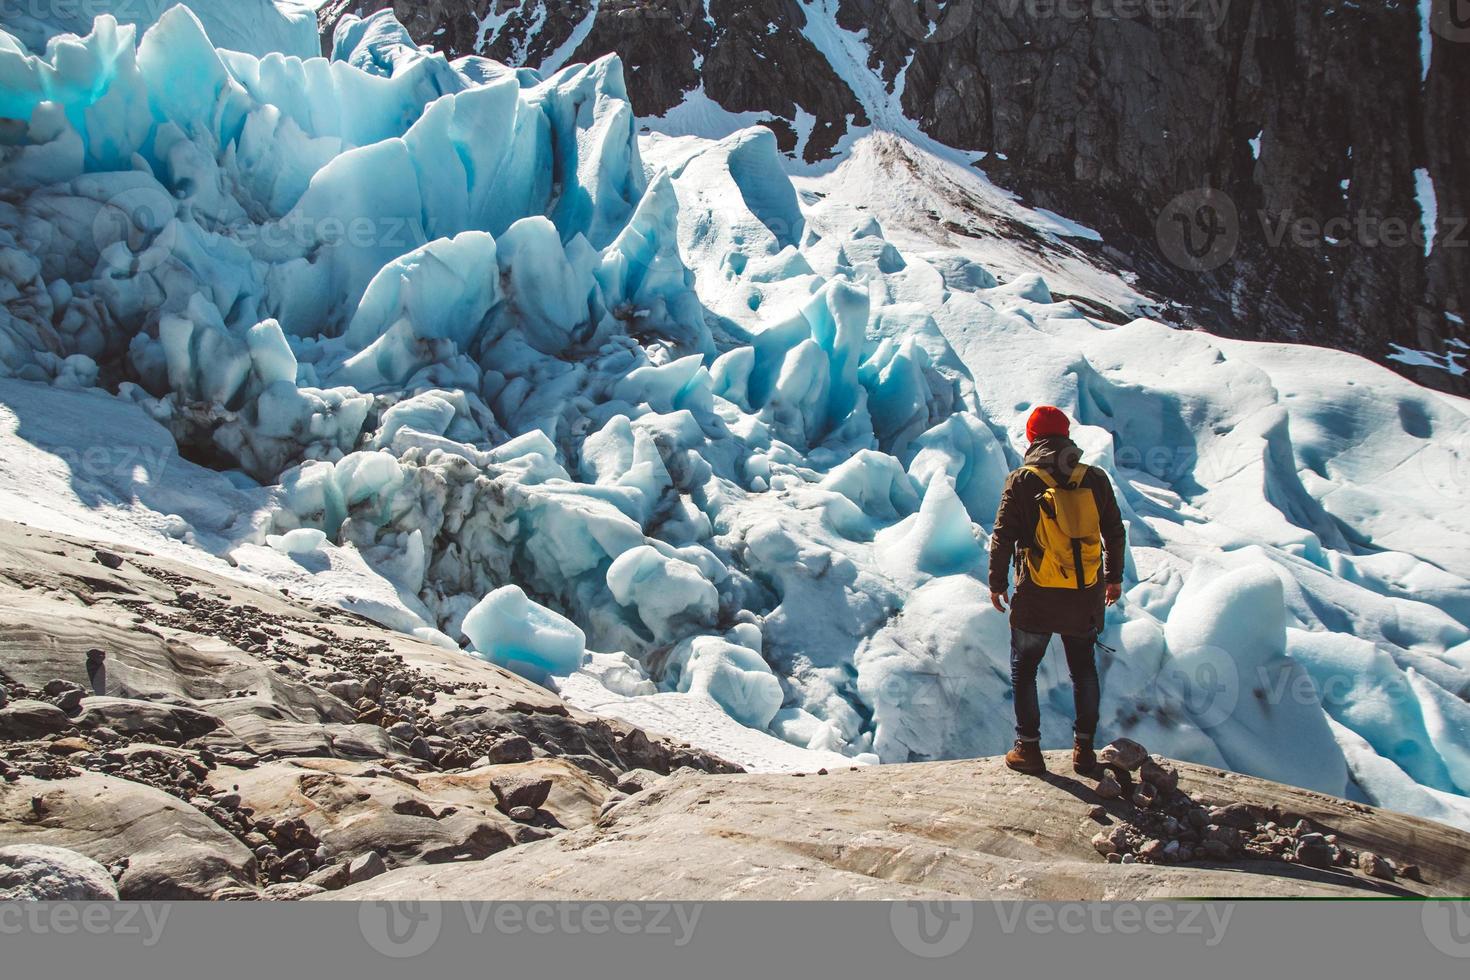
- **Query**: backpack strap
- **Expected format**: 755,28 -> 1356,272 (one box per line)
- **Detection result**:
1021,465 -> 1058,489
1066,463 -> 1089,489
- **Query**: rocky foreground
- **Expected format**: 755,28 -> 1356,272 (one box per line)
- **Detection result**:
0,520 -> 735,900
2,520 -> 1467,900
334,753 -> 1470,901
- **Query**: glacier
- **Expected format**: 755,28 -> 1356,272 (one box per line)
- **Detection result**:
2,7 -> 1470,828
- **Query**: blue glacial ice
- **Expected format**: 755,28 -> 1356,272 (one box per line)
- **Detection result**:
1,7 -> 1469,819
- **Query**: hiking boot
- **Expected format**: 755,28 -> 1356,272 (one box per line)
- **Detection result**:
1005,739 -> 1046,774
1073,734 -> 1097,775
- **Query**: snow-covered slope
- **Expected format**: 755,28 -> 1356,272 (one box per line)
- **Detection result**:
2,10 -> 1469,826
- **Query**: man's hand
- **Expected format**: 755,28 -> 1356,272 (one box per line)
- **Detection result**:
1104,582 -> 1122,606
990,590 -> 1009,613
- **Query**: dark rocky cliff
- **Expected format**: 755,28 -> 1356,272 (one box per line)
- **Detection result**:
318,0 -> 1468,391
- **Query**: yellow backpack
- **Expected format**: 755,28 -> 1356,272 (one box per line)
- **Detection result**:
1021,464 -> 1102,590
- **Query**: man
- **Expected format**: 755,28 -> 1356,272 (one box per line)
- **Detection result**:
989,405 -> 1126,775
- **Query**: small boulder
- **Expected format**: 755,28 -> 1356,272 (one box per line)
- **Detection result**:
1138,839 -> 1168,862
304,861 -> 352,891
46,737 -> 92,755
615,768 -> 663,795
346,851 -> 387,885
490,773 -> 553,812
508,806 -> 538,823
487,735 -> 534,764
0,700 -> 72,739
325,680 -> 365,703
0,845 -> 119,900
1097,738 -> 1148,771
1095,823 -> 1135,857
1139,755 -> 1180,793
1208,803 -> 1258,829
1294,833 -> 1334,869
1094,771 -> 1123,799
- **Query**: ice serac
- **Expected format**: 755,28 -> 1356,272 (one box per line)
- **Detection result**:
664,635 -> 784,730
1164,556 -> 1347,796
2,10 -> 1470,827
462,585 -> 587,680
606,546 -> 719,644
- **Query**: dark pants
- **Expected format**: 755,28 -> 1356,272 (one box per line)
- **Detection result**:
1010,627 -> 1100,742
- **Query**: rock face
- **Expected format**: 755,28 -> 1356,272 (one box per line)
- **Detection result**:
0,520 -> 738,899
1,771 -> 257,899
317,1 -> 1468,392
0,844 -> 119,900
332,752 -> 1470,900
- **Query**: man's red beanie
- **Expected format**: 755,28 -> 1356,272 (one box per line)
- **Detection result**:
1025,405 -> 1070,443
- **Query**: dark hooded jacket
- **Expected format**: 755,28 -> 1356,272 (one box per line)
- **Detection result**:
988,436 -> 1127,637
